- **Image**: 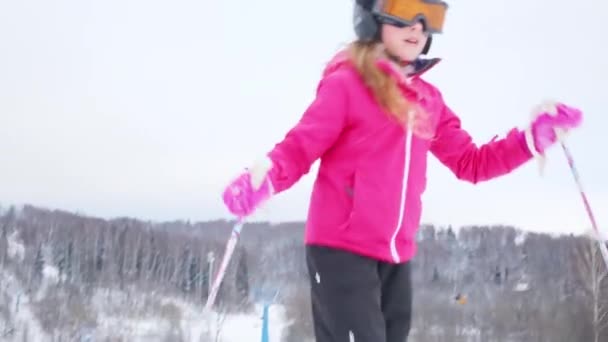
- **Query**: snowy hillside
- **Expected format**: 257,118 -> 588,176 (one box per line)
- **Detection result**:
0,206 -> 294,341
0,204 -> 606,341
1,260 -> 290,341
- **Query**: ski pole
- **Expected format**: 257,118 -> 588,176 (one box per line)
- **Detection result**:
560,141 -> 608,269
204,220 -> 244,311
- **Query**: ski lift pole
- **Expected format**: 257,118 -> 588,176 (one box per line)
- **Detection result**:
560,141 -> 608,269
204,220 -> 244,311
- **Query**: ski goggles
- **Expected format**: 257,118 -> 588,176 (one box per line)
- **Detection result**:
373,0 -> 448,34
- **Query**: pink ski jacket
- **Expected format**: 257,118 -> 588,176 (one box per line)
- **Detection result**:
266,50 -> 533,264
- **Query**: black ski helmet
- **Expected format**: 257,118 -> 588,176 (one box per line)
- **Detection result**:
353,0 -> 448,55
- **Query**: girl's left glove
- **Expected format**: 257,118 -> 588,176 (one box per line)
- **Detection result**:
524,102 -> 583,166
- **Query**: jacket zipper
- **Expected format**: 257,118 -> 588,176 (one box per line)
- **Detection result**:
390,126 -> 413,263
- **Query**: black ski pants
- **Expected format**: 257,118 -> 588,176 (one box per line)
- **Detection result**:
305,244 -> 412,342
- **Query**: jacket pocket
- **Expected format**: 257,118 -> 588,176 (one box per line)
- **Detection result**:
345,166 -> 394,244
339,171 -> 356,232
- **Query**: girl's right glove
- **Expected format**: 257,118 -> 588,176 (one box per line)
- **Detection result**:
525,102 -> 583,172
222,157 -> 274,219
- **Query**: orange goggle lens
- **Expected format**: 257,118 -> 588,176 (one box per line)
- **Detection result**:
379,0 -> 448,33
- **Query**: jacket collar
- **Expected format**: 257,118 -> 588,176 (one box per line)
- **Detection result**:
406,57 -> 441,77
322,46 -> 441,83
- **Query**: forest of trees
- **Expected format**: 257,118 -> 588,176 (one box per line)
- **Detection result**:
0,204 -> 607,341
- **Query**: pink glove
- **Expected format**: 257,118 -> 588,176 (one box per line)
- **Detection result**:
222,157 -> 274,219
525,102 -> 583,156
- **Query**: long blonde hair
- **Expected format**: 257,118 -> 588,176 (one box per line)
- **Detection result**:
347,40 -> 432,138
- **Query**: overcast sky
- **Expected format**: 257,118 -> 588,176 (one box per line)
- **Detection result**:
1,0 -> 606,235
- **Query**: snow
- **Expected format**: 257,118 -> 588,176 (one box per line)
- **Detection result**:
1,266 -> 289,341
0,271 -> 48,341
514,282 -> 529,292
6,231 -> 24,261
514,231 -> 527,246
42,264 -> 59,281
80,287 -> 288,341
0,228 -> 290,341
210,305 -> 287,342
91,299 -> 288,341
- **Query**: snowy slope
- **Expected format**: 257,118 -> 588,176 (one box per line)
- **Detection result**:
0,226 -> 290,341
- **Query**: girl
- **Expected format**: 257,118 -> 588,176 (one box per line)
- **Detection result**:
222,0 -> 583,341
